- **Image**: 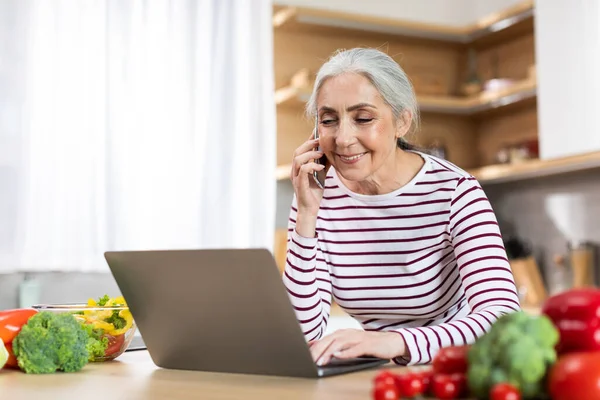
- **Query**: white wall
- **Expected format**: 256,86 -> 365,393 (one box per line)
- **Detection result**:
470,0 -> 525,22
274,0 -> 526,27
534,0 -> 600,159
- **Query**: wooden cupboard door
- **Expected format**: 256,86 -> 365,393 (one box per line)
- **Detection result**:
273,228 -> 289,275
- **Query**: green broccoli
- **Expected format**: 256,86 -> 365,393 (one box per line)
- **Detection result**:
96,294 -> 110,306
82,323 -> 109,361
12,311 -> 90,374
105,311 -> 126,330
467,311 -> 558,400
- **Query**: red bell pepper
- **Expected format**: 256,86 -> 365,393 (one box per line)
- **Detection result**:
0,308 -> 38,368
541,288 -> 600,354
0,308 -> 38,343
4,342 -> 18,368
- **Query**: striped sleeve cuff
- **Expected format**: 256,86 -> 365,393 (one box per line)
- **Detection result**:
393,328 -> 423,366
289,229 -> 318,253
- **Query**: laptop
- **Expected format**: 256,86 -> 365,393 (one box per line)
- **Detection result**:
104,248 -> 389,378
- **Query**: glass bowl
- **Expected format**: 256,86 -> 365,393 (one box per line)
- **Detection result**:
32,299 -> 137,362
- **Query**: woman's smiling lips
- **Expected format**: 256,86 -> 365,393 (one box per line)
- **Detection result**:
337,152 -> 367,164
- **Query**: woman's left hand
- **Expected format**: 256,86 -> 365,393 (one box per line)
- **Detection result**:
309,329 -> 407,366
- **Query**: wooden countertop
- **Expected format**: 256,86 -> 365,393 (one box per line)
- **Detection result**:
1,308 -> 543,399
0,350 -> 411,400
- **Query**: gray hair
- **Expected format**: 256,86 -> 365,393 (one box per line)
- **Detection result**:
305,48 -> 420,136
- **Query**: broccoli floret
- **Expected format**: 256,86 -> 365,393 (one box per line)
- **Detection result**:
12,311 -> 89,374
82,324 -> 109,361
105,311 -> 126,330
467,311 -> 559,399
96,294 -> 111,307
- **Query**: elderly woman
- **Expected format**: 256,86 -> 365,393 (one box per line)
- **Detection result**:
283,47 -> 520,367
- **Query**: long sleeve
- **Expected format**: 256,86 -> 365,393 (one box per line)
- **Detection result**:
282,195 -> 333,343
393,176 -> 521,365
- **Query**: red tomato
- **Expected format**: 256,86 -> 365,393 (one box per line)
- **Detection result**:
0,309 -> 38,343
403,376 -> 424,397
374,370 -> 398,386
105,334 -> 126,356
549,352 -> 600,400
372,381 -> 400,400
432,345 -> 470,374
395,372 -> 424,398
414,369 -> 433,393
491,383 -> 521,400
432,373 -> 467,399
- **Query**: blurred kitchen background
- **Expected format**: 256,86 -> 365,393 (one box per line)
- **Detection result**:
1,0 -> 599,325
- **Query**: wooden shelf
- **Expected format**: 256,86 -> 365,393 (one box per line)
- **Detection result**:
276,151 -> 600,185
275,70 -> 537,116
418,78 -> 537,115
273,1 -> 533,45
276,164 -> 292,181
470,151 -> 600,185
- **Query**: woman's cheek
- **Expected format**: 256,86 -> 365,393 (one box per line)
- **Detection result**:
364,124 -> 388,147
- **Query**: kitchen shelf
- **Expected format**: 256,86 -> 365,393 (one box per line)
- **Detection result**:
275,69 -> 537,116
470,150 -> 600,185
418,78 -> 536,115
273,0 -> 533,45
276,164 -> 292,181
276,151 -> 600,184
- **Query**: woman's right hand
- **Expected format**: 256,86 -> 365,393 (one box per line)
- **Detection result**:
291,135 -> 327,223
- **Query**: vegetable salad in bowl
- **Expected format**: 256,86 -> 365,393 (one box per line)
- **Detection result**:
33,294 -> 136,362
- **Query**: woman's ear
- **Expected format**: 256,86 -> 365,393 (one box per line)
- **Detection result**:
395,110 -> 412,139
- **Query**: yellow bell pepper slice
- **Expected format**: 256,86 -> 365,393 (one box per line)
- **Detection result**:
108,309 -> 133,336
79,295 -> 131,334
112,296 -> 127,306
84,297 -> 113,319
91,319 -> 115,331
83,298 -> 97,316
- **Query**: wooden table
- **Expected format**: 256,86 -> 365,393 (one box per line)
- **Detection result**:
0,350 -> 406,400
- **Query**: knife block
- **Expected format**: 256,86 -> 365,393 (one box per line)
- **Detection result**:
570,244 -> 595,288
509,256 -> 548,308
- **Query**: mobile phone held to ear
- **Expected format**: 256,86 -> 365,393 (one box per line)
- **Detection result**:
312,117 -> 328,189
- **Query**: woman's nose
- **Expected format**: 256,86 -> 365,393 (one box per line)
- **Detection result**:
335,119 -> 355,147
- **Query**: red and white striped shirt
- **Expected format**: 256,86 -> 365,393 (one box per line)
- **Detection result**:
283,152 -> 521,365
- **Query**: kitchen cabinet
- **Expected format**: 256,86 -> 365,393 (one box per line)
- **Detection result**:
272,1 -> 600,186
273,2 -> 537,182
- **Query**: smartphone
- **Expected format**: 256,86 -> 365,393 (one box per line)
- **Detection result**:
312,117 -> 328,189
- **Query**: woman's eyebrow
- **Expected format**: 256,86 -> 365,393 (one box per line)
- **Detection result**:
319,103 -> 377,114
347,103 -> 376,112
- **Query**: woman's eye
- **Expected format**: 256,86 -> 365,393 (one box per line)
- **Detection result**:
356,118 -> 373,123
321,120 -> 336,125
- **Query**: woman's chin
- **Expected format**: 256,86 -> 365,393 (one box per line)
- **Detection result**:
335,167 -> 369,183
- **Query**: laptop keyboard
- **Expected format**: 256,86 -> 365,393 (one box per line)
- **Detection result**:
320,356 -> 383,368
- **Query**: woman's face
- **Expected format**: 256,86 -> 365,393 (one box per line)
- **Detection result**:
316,72 -> 410,185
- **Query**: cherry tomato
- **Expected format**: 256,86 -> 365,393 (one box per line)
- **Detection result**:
432,373 -> 467,399
549,351 -> 600,400
105,334 -> 126,356
432,345 -> 470,374
372,381 -> 400,400
414,369 -> 433,393
395,372 -> 424,398
491,383 -> 521,400
375,370 -> 398,387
